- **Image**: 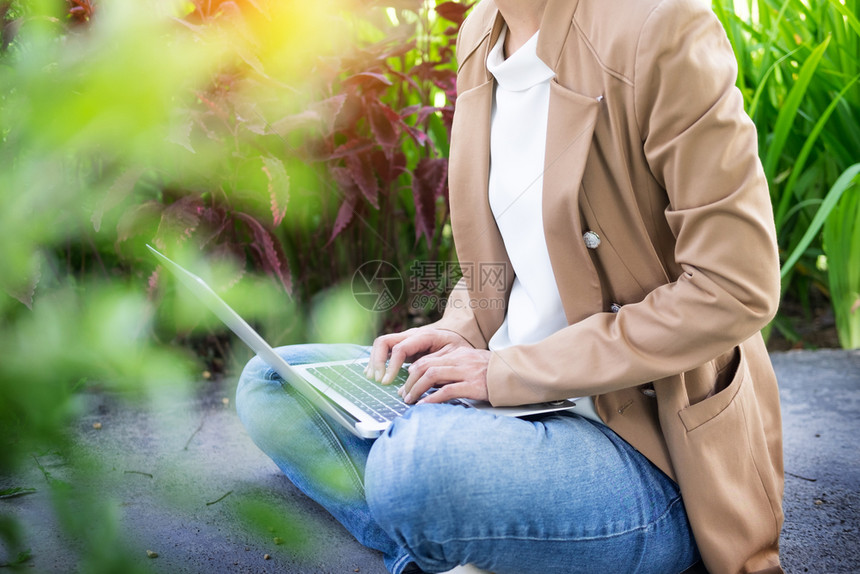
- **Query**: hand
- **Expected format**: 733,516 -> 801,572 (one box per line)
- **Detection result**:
365,327 -> 471,385
399,346 -> 491,405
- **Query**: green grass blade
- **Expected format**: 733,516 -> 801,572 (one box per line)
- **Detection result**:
764,36 -> 832,181
828,0 -> 860,38
781,163 -> 860,278
775,73 -> 860,227
748,46 -> 803,118
782,197 -> 824,223
754,0 -> 794,91
823,187 -> 860,348
713,0 -> 746,91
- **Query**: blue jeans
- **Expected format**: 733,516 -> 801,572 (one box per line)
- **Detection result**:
235,344 -> 699,574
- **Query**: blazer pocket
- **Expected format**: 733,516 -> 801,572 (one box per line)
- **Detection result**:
679,344 -> 746,432
670,342 -> 782,568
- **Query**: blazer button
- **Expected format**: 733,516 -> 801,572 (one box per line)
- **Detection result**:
610,303 -> 622,313
583,231 -> 601,249
640,383 -> 657,398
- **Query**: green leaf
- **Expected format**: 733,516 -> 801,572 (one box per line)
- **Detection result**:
763,36 -> 831,181
0,487 -> 37,499
823,181 -> 860,348
781,163 -> 860,278
775,74 -> 860,227
828,0 -> 860,38
747,46 -> 803,120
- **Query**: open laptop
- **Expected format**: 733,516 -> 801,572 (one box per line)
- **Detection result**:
148,244 -> 580,439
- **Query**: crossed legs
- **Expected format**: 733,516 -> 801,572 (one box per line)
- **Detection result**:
236,344 -> 699,574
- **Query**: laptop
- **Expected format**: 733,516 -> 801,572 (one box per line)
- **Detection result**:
148,244 -> 580,439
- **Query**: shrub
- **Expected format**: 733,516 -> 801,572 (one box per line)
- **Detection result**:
713,0 -> 860,347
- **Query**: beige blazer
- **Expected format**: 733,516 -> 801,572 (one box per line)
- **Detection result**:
431,0 -> 785,572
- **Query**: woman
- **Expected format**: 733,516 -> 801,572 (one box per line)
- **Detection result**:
237,0 -> 785,572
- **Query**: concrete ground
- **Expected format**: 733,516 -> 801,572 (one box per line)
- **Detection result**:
1,349 -> 858,573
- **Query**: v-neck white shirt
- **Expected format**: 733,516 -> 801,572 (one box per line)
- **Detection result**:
485,27 -> 601,423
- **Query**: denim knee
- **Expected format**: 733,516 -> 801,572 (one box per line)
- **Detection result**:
235,353 -> 279,416
364,404 -> 474,543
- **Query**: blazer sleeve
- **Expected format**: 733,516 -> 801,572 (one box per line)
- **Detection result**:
485,0 -> 781,405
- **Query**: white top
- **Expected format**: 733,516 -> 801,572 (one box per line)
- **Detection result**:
485,27 -> 601,423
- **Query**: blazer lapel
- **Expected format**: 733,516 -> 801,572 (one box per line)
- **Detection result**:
542,81 -> 604,323
448,0 -> 600,335
536,0 -> 581,70
448,79 -> 512,341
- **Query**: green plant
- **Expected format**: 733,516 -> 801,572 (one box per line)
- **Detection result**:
267,1 -> 469,332
0,1 -> 473,570
0,0 -> 366,570
713,0 -> 860,347
85,1 -> 468,342
823,171 -> 860,348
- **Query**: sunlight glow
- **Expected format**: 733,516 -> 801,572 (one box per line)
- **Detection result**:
386,7 -> 400,26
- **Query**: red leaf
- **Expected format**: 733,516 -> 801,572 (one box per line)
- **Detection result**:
329,138 -> 376,160
368,102 -> 401,149
387,69 -> 422,93
400,104 -> 422,118
430,70 -> 456,95
236,212 -> 292,294
435,2 -> 470,25
195,206 -> 232,249
346,152 -> 379,208
195,91 -> 229,120
412,158 -> 448,245
404,124 -> 430,147
313,94 -> 348,135
269,95 -> 347,138
269,109 -> 321,137
329,166 -> 355,190
342,72 -> 392,90
372,149 -> 407,186
155,195 -> 203,248
443,25 -> 459,38
409,61 -> 436,82
333,94 -> 363,132
261,156 -> 290,227
67,0 -> 95,24
440,107 -> 455,132
329,192 -> 359,245
375,41 -> 417,61
416,106 -> 439,125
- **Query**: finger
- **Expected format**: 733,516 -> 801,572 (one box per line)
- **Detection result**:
384,332 -> 440,384
382,342 -> 417,385
417,381 -> 474,404
388,332 -> 454,386
398,353 -> 436,397
367,333 -> 406,381
402,365 -> 463,404
399,345 -> 466,392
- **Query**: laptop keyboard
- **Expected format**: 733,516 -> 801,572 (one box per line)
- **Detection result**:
306,362 -> 411,423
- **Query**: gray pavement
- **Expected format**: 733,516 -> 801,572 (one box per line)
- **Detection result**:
1,349 -> 858,573
772,350 -> 860,573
